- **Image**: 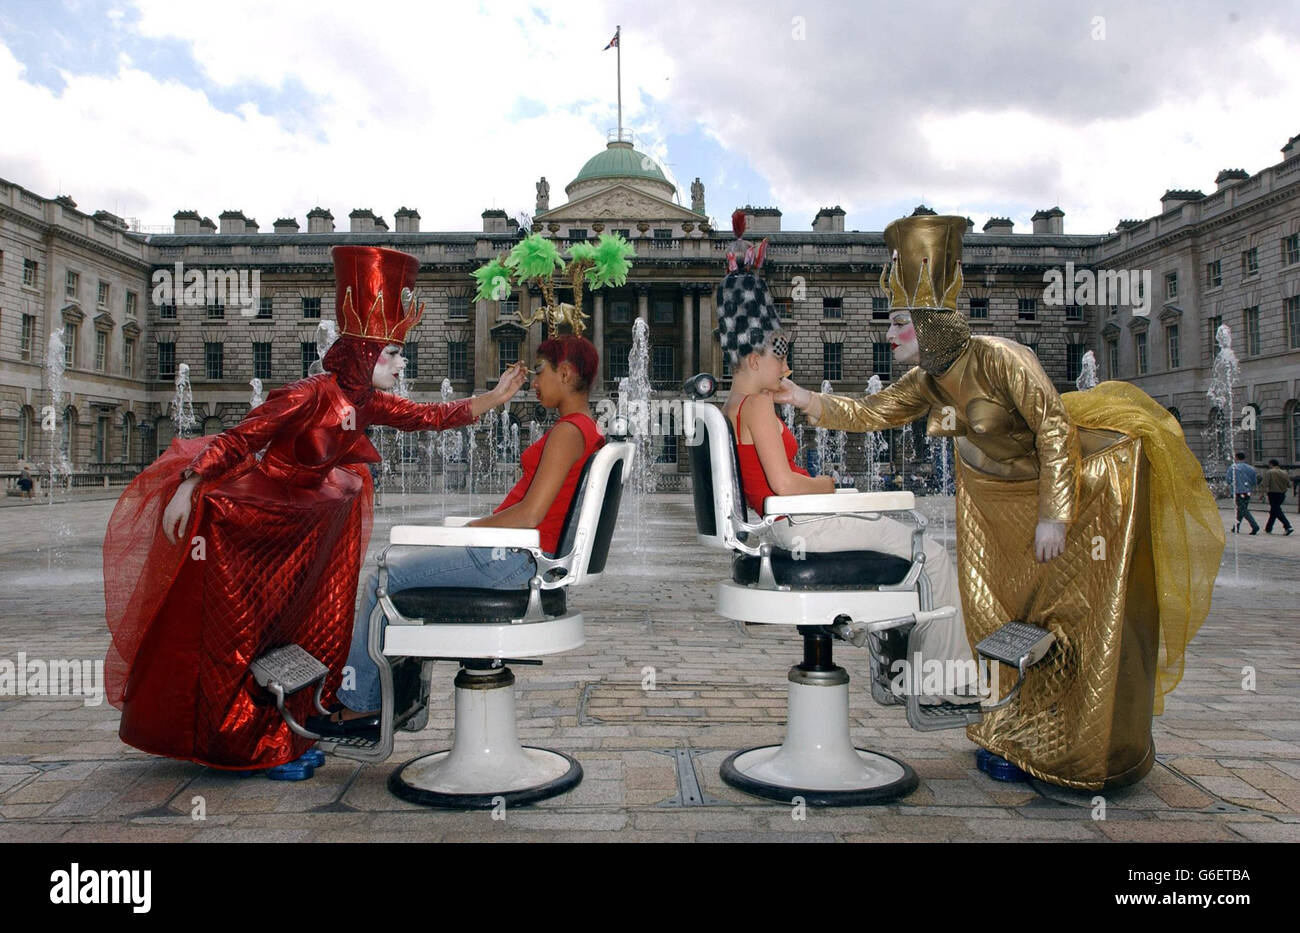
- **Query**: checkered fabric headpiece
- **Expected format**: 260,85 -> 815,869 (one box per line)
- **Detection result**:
715,209 -> 781,365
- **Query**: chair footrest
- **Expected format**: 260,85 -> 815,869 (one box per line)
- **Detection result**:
249,644 -> 328,695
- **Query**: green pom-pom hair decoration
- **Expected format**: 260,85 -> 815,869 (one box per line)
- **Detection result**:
471,256 -> 513,303
506,233 -> 565,281
585,233 -> 636,289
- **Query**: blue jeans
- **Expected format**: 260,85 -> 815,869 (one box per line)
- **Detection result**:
338,546 -> 537,711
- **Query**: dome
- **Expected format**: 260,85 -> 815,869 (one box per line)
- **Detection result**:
566,141 -> 675,199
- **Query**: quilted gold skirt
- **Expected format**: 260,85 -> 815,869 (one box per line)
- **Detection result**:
957,431 -> 1159,790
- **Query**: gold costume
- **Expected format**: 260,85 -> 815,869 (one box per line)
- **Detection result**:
810,215 -> 1223,790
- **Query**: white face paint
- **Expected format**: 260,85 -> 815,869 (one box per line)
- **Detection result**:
886,312 -> 920,365
371,344 -> 406,389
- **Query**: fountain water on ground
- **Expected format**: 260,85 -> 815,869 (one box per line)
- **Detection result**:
1205,323 -> 1241,578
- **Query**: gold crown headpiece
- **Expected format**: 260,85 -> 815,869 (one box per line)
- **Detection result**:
879,215 -> 966,311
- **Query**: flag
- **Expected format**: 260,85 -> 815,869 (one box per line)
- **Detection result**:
603,31 -> 619,50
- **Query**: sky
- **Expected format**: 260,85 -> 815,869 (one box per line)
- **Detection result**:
2,0 -> 1298,236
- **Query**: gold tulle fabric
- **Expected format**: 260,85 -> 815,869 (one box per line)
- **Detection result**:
1061,380 -> 1224,714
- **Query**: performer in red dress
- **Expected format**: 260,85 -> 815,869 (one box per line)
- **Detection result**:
102,246 -> 524,773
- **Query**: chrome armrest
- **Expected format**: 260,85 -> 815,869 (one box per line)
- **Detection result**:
761,491 -> 916,515
390,525 -> 541,550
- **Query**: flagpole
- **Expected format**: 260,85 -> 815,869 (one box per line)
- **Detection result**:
616,25 -> 622,141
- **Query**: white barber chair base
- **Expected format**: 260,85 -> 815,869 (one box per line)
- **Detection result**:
720,666 -> 918,806
387,666 -> 582,809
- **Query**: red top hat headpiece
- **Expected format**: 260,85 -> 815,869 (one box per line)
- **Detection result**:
331,246 -> 425,345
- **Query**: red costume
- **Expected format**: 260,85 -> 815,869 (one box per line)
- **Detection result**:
103,247 -> 475,769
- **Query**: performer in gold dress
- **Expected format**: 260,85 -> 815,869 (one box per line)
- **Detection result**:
777,215 -> 1223,790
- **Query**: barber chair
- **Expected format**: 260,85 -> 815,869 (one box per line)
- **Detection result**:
683,374 -> 986,805
252,440 -> 634,809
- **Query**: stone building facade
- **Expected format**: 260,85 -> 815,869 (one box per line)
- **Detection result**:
2,130 -> 1298,483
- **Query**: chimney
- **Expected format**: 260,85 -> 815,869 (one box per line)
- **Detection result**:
983,216 -> 1013,235
1160,189 -> 1203,213
1283,133 -> 1300,161
245,217 -> 259,233
910,204 -> 937,217
306,207 -> 334,234
273,217 -> 300,234
349,208 -> 378,233
481,209 -> 509,233
173,209 -> 201,235
219,209 -> 248,235
374,215 -> 388,231
93,210 -> 129,231
741,205 -> 782,234
1215,169 -> 1249,191
965,217 -> 974,234
199,216 -> 216,234
1116,219 -> 1142,232
812,206 -> 845,232
394,206 -> 421,233
1031,207 -> 1064,235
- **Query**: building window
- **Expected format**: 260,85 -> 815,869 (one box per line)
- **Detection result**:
721,353 -> 732,381
969,297 -> 989,319
1065,303 -> 1083,322
1166,325 -> 1180,370
95,416 -> 109,462
448,297 -> 470,320
158,342 -> 175,379
95,330 -> 107,372
607,342 -> 630,381
1024,342 -> 1039,357
1066,344 -> 1085,382
1244,306 -> 1260,356
1287,295 -> 1300,350
872,342 -> 892,380
569,228 -> 588,241
1283,233 -> 1300,266
64,326 -> 77,368
1293,405 -> 1300,463
125,291 -> 137,316
207,302 -> 224,320
774,299 -> 791,321
121,415 -> 132,463
1018,298 -> 1037,321
499,298 -> 518,319
610,300 -> 632,324
653,228 -> 672,239
1165,271 -> 1178,300
823,343 -> 843,382
20,314 -> 35,361
404,341 -> 419,379
23,259 -> 37,288
205,342 -> 224,379
97,281 -> 110,309
1205,260 -> 1222,288
253,342 -> 272,380
613,228 -> 631,239
656,433 -> 679,465
257,297 -> 272,319
822,297 -> 843,319
448,340 -> 468,381
66,269 -> 79,299
651,345 -> 675,384
652,298 -> 675,325
1242,247 -> 1258,277
124,338 -> 135,377
1248,404 -> 1264,463
1135,332 -> 1147,375
1207,315 -> 1223,354
498,338 -> 519,375
18,407 -> 30,459
159,302 -> 177,320
301,342 -> 315,377
872,296 -> 890,320
1106,339 -> 1118,379
302,297 -> 321,319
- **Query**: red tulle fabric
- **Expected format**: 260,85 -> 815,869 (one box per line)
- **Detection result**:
103,373 -> 475,770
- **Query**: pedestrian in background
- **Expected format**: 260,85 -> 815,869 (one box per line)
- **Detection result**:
1263,459 -> 1293,535
1227,451 -> 1260,534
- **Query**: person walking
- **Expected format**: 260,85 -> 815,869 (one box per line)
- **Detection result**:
1227,451 -> 1260,534
1263,459 -> 1294,535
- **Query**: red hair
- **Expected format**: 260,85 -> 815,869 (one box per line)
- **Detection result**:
538,335 -> 598,390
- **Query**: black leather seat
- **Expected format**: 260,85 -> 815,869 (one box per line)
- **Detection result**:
391,586 -> 567,622
731,549 -> 911,588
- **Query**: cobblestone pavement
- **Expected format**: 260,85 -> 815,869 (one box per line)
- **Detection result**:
0,491 -> 1297,843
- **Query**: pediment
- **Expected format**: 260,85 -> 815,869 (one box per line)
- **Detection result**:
1101,321 -> 1121,339
1158,304 -> 1183,324
537,183 -> 703,224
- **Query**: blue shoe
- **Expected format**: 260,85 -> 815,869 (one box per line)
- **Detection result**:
976,748 -> 1030,782
265,756 -> 316,781
297,748 -> 326,768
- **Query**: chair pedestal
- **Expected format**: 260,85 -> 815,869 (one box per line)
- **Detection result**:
388,666 -> 582,810
721,630 -> 918,806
